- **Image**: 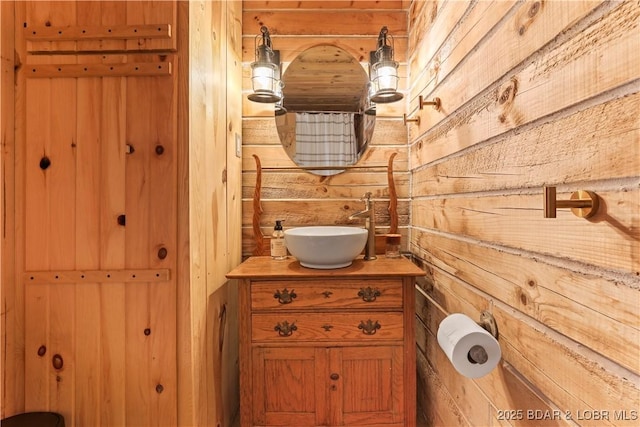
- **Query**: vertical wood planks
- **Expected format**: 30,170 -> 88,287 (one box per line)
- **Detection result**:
146,69 -> 178,426
99,74 -> 127,427
0,0 -> 23,415
74,72 -> 102,427
124,73 -> 153,426
15,1 -> 180,425
126,0 -> 177,51
184,2 -> 210,426
209,3 -> 228,423
223,2 -> 243,420
47,55 -> 77,419
24,72 -> 52,413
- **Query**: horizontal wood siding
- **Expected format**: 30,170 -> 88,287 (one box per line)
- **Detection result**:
409,1 -> 639,426
241,2 -> 410,257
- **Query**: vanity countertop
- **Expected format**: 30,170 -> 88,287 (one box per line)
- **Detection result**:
226,255 -> 424,279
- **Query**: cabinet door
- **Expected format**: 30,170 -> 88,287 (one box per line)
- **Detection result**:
337,346 -> 405,426
252,346 -> 404,426
252,347 -> 329,426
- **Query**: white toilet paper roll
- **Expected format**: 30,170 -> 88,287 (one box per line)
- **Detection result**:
437,313 -> 502,378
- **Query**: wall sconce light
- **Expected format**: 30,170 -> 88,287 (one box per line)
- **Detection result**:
369,26 -> 403,103
248,26 -> 282,103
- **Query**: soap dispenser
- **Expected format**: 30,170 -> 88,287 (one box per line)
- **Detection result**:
270,220 -> 287,260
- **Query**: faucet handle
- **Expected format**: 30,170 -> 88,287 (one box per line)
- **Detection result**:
361,192 -> 372,201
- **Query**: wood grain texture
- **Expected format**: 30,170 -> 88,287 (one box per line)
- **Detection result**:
11,2 -> 183,426
412,93 -> 640,195
243,9 -> 406,36
412,229 -> 639,374
242,35 -> 408,64
1,0 -> 23,416
409,0 -> 640,425
251,279 -> 403,310
185,2 -> 242,427
412,189 -> 639,273
243,1 -> 405,10
416,263 -> 639,427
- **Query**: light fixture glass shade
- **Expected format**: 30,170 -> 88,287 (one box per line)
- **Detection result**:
248,26 -> 282,103
249,62 -> 280,102
371,60 -> 401,103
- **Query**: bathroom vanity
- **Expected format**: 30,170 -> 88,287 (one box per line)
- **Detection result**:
226,256 -> 424,427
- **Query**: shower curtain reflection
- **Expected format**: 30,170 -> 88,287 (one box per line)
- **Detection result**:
294,112 -> 357,176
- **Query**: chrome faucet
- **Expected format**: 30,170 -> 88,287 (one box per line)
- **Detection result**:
348,192 -> 377,260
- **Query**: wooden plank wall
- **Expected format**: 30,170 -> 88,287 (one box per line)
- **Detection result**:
185,1 -> 242,426
1,0 -> 20,417
408,1 -> 640,426
241,1 -> 411,257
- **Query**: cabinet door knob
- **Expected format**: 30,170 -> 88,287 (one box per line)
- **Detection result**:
330,373 -> 340,381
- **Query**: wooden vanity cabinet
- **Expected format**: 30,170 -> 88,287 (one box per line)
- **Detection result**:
226,256 -> 424,427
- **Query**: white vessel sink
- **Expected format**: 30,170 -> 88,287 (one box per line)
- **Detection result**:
284,226 -> 368,269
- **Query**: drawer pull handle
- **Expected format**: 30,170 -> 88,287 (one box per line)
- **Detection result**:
358,319 -> 381,335
330,373 -> 340,381
274,288 -> 297,304
274,321 -> 297,337
358,287 -> 381,302
322,291 -> 333,298
322,324 -> 333,332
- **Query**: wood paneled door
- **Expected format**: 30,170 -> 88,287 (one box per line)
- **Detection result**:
16,2 -> 179,425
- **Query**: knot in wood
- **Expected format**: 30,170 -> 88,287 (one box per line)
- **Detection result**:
519,292 -> 528,306
52,354 -> 64,370
39,156 -> 51,170
529,1 -> 541,18
157,247 -> 168,260
499,87 -> 512,104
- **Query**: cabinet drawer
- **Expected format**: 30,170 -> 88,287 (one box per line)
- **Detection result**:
252,312 -> 404,342
251,279 -> 403,310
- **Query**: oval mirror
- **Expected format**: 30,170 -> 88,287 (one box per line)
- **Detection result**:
275,45 -> 375,176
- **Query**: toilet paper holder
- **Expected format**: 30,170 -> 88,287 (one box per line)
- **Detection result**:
468,311 -> 499,365
478,311 -> 498,339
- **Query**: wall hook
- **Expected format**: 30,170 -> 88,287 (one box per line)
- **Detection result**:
419,95 -> 441,111
543,186 -> 599,219
403,113 -> 420,125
